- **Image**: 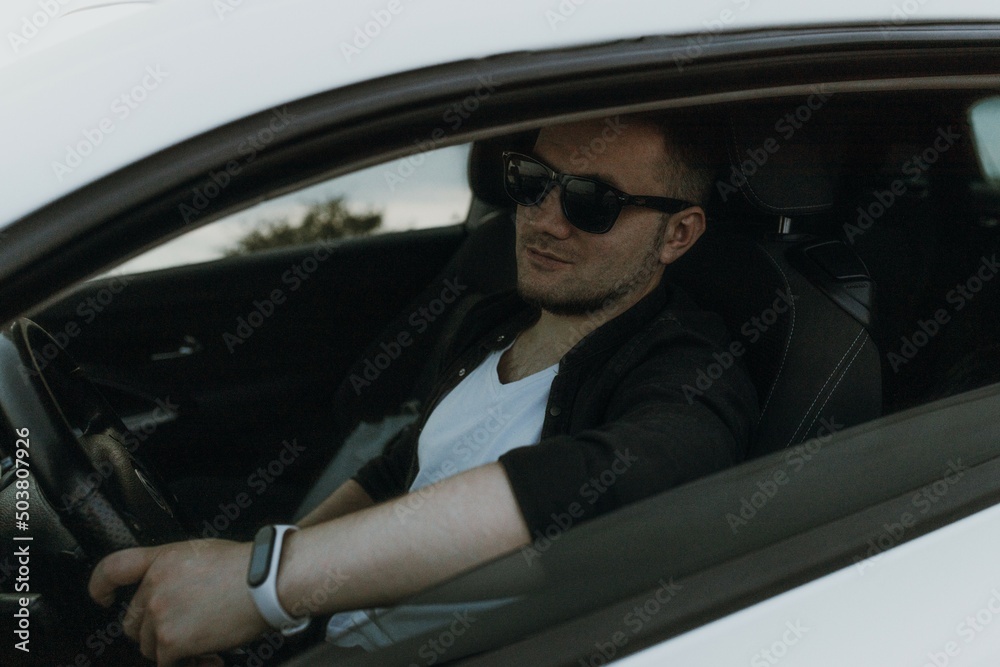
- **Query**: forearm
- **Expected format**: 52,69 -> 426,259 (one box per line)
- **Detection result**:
297,479 -> 375,528
276,462 -> 530,616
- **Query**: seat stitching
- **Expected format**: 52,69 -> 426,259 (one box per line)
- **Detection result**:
803,334 -> 873,439
758,245 -> 796,419
787,329 -> 864,448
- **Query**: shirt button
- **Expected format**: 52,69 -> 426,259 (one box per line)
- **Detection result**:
549,406 -> 561,417
458,368 -> 466,377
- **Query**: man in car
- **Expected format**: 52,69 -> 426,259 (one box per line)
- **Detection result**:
88,112 -> 758,665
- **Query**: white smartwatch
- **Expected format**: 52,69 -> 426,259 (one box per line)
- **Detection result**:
247,524 -> 310,636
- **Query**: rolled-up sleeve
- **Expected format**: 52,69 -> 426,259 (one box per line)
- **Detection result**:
352,423 -> 416,503
498,333 -> 758,536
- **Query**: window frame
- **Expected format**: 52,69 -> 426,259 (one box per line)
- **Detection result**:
5,22 -> 1000,322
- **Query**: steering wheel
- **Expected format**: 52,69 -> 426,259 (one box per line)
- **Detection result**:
0,318 -> 187,563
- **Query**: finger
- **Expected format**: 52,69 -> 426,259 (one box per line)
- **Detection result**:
139,599 -> 157,663
122,581 -> 149,641
88,547 -> 159,607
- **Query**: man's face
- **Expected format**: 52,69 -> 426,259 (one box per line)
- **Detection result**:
514,118 -> 692,317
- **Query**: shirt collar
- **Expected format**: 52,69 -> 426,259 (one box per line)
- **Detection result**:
478,273 -> 672,364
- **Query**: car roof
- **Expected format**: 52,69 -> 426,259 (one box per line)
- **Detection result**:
2,0 -> 999,225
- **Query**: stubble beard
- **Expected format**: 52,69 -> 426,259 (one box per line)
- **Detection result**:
516,238 -> 664,317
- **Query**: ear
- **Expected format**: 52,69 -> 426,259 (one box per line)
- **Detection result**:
658,206 -> 706,265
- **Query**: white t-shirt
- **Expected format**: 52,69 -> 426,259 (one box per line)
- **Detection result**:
327,343 -> 558,650
409,343 -> 559,491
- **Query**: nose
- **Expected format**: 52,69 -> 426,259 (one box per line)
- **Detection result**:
520,185 -> 573,239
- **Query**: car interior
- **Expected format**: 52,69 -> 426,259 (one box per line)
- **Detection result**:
29,89 -> 1000,515
5,83 -> 1000,664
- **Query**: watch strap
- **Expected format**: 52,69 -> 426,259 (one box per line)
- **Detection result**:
247,524 -> 310,635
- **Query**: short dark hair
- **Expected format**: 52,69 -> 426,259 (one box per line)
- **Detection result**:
624,108 -> 727,205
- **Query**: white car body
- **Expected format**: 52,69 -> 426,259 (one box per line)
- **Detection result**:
620,500 -> 1000,666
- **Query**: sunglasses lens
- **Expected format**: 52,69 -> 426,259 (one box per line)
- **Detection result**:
503,154 -> 622,233
504,155 -> 551,206
563,179 -> 620,233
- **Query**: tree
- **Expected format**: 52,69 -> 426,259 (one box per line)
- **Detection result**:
225,198 -> 382,256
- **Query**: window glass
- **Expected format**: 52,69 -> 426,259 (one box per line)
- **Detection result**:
970,97 -> 1000,184
107,144 -> 472,275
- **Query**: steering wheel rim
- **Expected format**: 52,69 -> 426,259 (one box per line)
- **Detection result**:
0,318 -> 187,562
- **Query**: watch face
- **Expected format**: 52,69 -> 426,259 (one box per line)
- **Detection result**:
247,525 -> 276,587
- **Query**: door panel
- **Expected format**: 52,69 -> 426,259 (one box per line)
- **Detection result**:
31,225 -> 466,529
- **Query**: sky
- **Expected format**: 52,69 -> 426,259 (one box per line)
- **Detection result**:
971,98 -> 1000,183
107,144 -> 472,275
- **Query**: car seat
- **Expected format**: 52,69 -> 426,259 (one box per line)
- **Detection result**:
318,110 -> 883,505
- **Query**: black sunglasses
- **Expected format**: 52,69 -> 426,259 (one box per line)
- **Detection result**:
502,151 -> 696,234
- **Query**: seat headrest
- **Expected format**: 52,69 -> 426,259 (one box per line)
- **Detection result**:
468,131 -> 539,209
719,96 -> 847,216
